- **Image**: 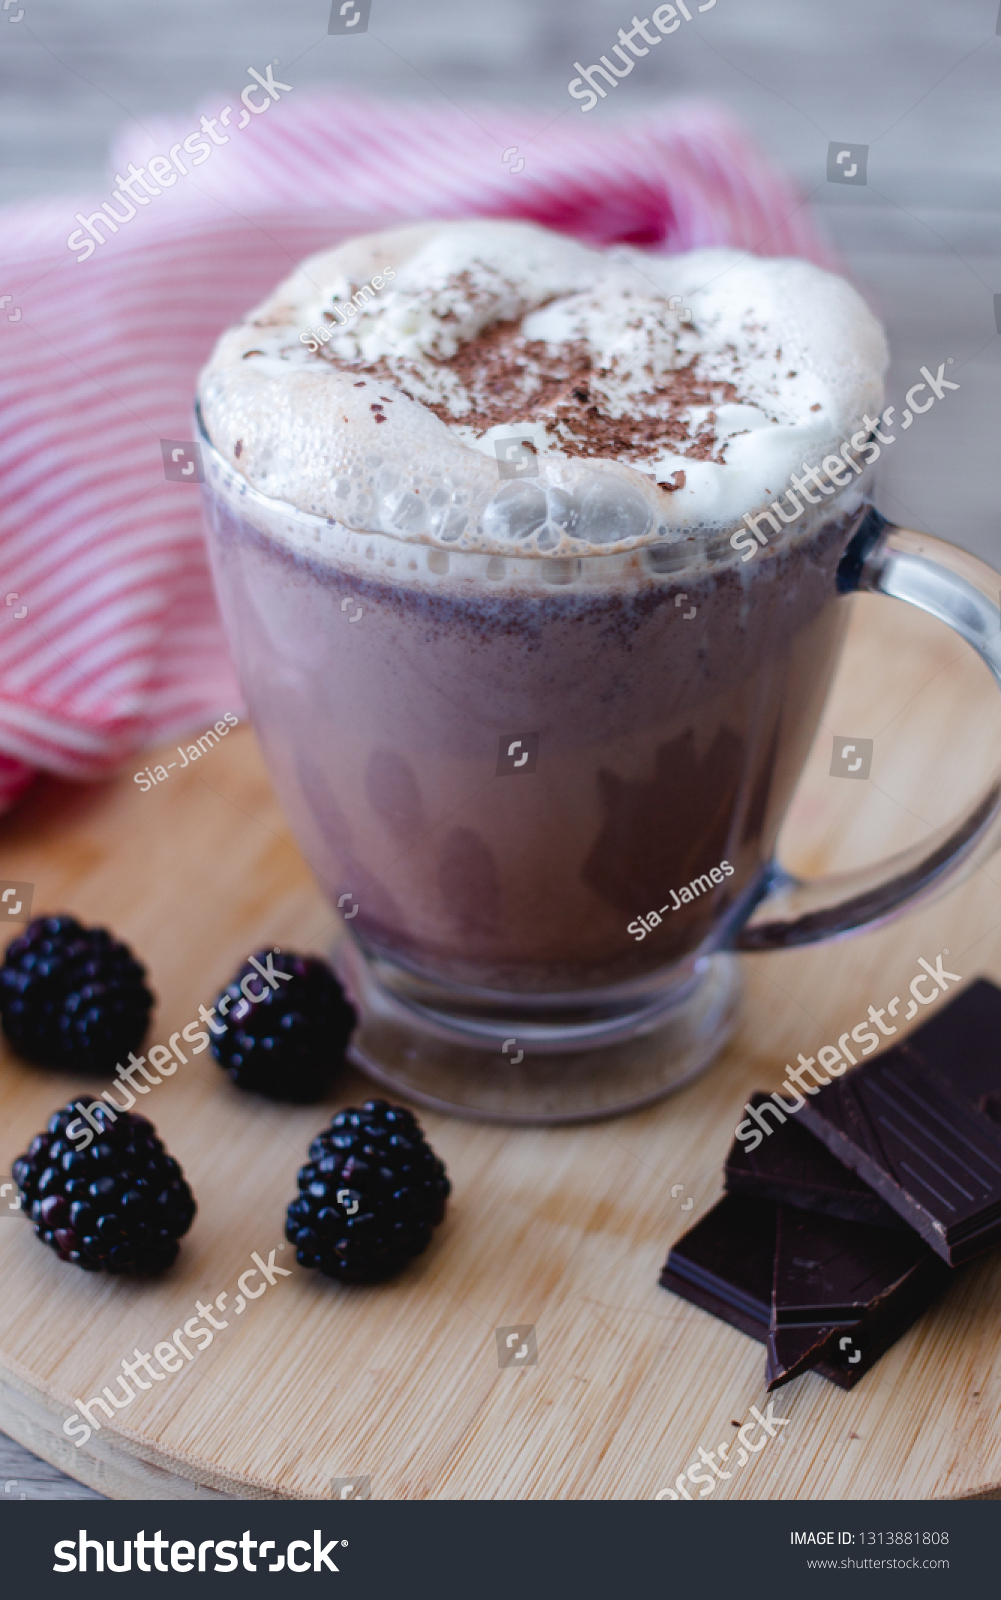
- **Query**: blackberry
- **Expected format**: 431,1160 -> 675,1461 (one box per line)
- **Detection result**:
12,1102 -> 195,1275
210,950 -> 355,1103
0,915 -> 154,1072
286,1099 -> 450,1284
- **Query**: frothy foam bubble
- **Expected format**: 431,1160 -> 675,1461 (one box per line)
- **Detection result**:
197,220 -> 888,558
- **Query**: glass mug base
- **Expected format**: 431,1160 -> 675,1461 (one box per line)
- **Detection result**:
334,936 -> 743,1124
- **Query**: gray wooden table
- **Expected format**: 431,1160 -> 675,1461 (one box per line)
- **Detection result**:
0,0 -> 998,1498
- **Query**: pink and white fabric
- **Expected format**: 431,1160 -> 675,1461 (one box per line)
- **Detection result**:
0,92 -> 833,812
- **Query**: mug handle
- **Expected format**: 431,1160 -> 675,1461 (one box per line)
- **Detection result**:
735,509 -> 1001,952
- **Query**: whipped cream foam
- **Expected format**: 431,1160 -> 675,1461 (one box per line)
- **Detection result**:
197,219 -> 887,557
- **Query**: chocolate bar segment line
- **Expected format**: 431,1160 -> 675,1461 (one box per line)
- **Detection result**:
868,1069 -> 1001,1193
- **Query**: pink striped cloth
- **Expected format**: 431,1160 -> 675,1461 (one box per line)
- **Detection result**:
0,92 -> 832,813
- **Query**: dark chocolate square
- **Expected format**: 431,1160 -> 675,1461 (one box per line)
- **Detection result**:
793,979 -> 1001,1264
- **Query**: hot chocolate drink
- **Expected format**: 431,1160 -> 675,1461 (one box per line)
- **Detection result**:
197,221 -> 886,1000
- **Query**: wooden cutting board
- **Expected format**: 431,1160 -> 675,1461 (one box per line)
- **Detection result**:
2,590 -> 1001,1502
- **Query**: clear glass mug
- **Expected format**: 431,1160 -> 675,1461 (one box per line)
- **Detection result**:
198,412 -> 1001,1123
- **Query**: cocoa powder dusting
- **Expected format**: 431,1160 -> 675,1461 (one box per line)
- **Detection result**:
346,321 -> 742,466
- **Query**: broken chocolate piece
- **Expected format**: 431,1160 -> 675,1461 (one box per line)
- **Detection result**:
659,1197 -> 943,1389
766,1205 -> 950,1390
660,1195 -> 776,1344
725,1093 -> 903,1228
794,979 -> 1001,1265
